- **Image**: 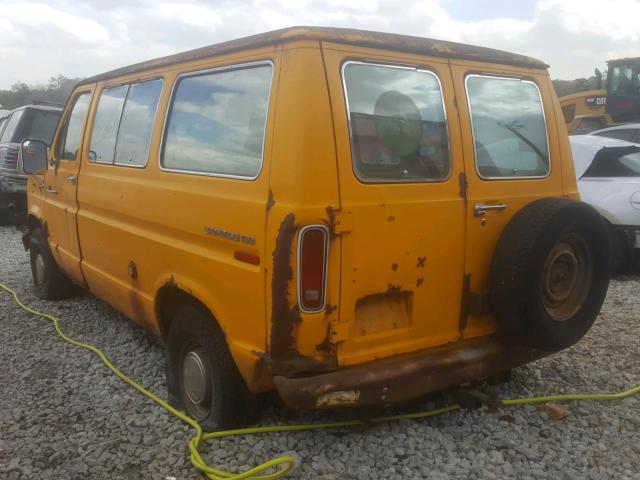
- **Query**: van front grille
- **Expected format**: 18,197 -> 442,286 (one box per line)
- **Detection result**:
0,146 -> 19,171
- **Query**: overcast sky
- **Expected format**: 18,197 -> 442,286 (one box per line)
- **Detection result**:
1,0 -> 639,89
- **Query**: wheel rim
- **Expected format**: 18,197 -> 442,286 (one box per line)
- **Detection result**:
34,253 -> 46,286
542,233 -> 593,322
180,344 -> 212,420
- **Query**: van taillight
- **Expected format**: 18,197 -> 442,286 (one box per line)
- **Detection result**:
298,226 -> 328,313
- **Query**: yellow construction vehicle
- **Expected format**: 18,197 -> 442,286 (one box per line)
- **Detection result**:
559,58 -> 640,134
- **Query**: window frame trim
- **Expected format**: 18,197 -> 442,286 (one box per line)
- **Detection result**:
464,73 -> 551,181
341,60 -> 452,185
158,60 -> 274,181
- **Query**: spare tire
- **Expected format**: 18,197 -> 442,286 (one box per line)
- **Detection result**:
491,198 -> 610,351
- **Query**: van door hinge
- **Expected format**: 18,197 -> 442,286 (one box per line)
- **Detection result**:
458,172 -> 468,199
333,210 -> 353,235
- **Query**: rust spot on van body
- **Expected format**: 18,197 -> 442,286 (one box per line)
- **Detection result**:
270,213 -> 298,358
269,213 -> 337,376
266,189 -> 275,211
355,288 -> 413,336
274,337 -> 546,410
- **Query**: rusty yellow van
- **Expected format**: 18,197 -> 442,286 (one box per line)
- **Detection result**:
20,27 -> 610,429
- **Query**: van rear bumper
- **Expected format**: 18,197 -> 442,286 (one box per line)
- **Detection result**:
273,337 -> 546,410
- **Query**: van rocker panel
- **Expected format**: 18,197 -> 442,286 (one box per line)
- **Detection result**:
273,336 -> 546,410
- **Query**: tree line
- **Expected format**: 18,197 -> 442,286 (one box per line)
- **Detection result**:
0,75 -> 83,111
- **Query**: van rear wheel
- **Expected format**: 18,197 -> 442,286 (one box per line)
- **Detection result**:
165,304 -> 258,430
491,198 -> 610,351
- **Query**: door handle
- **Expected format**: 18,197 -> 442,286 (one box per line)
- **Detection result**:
64,175 -> 77,185
473,203 -> 507,217
45,186 -> 58,195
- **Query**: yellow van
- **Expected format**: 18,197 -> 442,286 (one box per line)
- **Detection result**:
20,27 -> 610,429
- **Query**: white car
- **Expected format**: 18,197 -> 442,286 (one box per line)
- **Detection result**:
590,123 -> 640,144
570,134 -> 640,273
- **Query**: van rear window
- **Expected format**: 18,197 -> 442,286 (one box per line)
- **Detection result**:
161,63 -> 272,179
343,62 -> 450,183
466,76 -> 549,179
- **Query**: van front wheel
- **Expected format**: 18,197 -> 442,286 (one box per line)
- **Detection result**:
29,228 -> 75,300
165,304 -> 258,430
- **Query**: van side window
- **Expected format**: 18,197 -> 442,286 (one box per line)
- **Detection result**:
90,85 -> 127,164
161,63 -> 272,178
114,80 -> 163,167
466,76 -> 549,179
89,79 -> 162,167
343,62 -> 450,183
56,93 -> 91,161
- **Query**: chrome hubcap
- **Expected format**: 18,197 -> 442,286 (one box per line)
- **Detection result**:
181,347 -> 211,419
35,253 -> 46,285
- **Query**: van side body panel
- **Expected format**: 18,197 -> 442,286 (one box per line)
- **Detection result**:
75,46 -> 281,389
265,41 -> 342,376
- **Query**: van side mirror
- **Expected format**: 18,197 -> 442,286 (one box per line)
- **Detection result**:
21,139 -> 48,175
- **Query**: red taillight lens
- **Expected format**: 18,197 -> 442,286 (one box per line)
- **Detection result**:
298,226 -> 328,312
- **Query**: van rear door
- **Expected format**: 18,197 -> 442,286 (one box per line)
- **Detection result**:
323,44 -> 467,366
448,63 -> 564,340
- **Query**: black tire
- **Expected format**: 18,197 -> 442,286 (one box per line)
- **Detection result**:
29,227 -> 76,300
166,304 -> 258,431
491,198 -> 610,352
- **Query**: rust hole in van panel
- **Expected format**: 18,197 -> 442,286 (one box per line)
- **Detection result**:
355,290 -> 413,336
270,213 -> 298,358
266,189 -> 275,211
269,213 -> 338,377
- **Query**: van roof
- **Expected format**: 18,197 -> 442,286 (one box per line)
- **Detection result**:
79,26 -> 548,86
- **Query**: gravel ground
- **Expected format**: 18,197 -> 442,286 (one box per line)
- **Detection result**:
0,225 -> 639,480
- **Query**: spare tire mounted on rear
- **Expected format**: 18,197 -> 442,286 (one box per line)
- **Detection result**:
491,198 -> 610,352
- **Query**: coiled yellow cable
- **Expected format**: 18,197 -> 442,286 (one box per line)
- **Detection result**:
1,281 -> 638,479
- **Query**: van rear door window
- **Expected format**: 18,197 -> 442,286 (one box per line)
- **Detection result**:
466,75 -> 549,179
342,62 -> 450,183
161,63 -> 272,179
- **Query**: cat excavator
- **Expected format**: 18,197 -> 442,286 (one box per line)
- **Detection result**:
559,57 -> 640,133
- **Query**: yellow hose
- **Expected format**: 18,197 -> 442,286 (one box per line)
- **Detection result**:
1,281 -> 638,480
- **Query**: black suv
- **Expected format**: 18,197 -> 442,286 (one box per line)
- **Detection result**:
0,104 -> 62,224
